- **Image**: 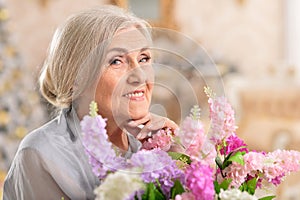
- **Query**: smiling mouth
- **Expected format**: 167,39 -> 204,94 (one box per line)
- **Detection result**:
123,90 -> 145,99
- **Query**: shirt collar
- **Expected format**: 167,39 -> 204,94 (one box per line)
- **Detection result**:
63,106 -> 142,156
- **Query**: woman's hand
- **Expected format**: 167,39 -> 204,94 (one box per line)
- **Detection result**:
127,113 -> 179,141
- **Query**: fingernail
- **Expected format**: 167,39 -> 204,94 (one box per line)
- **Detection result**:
136,133 -> 142,139
147,132 -> 152,137
137,124 -> 144,129
128,121 -> 137,126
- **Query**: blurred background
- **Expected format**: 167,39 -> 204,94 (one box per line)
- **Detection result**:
1,0 -> 300,199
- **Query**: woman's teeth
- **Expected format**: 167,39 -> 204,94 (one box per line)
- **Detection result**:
125,92 -> 144,98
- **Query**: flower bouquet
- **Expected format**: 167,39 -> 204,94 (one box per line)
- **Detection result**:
80,87 -> 300,200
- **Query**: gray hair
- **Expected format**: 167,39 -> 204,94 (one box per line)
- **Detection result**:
39,5 -> 151,108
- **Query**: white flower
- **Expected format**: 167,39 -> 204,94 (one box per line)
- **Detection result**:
94,170 -> 145,200
219,189 -> 258,200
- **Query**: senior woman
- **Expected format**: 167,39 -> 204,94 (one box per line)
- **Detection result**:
3,5 -> 178,200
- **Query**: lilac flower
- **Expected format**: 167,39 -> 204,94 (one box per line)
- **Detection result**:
208,96 -> 237,144
80,115 -> 127,178
199,138 -> 217,167
175,115 -> 218,167
176,117 -> 206,158
185,161 -> 215,200
177,117 -> 205,149
130,149 -> 184,196
220,134 -> 248,155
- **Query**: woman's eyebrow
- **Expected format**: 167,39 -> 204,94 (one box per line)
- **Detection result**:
140,47 -> 150,52
107,47 -> 128,54
107,46 -> 150,54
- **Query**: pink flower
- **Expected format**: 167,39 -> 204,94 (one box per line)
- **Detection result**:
142,129 -> 172,151
208,96 -> 237,144
175,192 -> 195,200
220,134 -> 248,155
176,117 -> 206,157
268,149 -> 300,172
185,161 -> 215,200
221,150 -> 300,188
200,140 -> 217,167
222,152 -> 265,187
262,150 -> 300,185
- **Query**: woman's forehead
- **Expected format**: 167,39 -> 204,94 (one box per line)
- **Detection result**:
108,27 -> 151,52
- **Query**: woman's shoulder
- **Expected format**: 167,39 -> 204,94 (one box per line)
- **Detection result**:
19,113 -> 68,151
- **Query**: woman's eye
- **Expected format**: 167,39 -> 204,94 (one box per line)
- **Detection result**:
139,56 -> 151,63
110,59 -> 122,66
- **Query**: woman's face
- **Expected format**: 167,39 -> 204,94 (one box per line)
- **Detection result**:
95,27 -> 154,124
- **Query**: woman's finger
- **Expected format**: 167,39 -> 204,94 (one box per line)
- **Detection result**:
136,119 -> 165,140
127,113 -> 151,127
136,116 -> 179,140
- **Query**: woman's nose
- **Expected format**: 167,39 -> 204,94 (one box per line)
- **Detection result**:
127,62 -> 147,85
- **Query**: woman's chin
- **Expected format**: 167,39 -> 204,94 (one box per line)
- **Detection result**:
129,110 -> 148,121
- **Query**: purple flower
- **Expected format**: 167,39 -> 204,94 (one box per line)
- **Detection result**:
185,161 -> 215,200
130,149 -> 184,196
80,115 -> 127,178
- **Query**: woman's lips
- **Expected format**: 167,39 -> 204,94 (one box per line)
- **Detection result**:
123,90 -> 145,101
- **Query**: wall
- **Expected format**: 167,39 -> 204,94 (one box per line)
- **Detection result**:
175,0 -> 283,78
6,0 -> 109,76
6,0 -> 284,79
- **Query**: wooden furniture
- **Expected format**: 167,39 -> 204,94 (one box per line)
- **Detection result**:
110,0 -> 178,30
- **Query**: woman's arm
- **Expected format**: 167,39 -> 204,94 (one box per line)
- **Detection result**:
3,148 -> 70,200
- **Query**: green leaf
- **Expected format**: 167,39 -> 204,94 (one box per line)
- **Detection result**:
168,152 -> 191,164
258,195 -> 276,200
152,187 -> 165,200
239,178 -> 257,195
221,152 -> 234,169
214,179 -> 232,194
155,179 -> 164,195
142,183 -> 151,200
89,101 -> 98,117
142,183 -> 165,200
148,184 -> 156,200
227,151 -> 245,166
246,178 -> 257,195
215,156 -> 223,170
219,179 -> 232,190
214,181 -> 221,194
239,183 -> 245,192
222,160 -> 232,170
170,179 -> 185,199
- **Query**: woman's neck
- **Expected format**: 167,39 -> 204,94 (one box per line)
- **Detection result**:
75,104 -> 129,151
106,118 -> 129,151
